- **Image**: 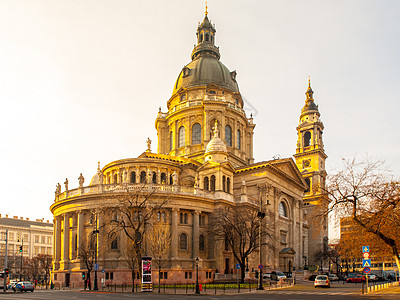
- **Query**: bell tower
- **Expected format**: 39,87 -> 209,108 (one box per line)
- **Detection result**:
294,79 -> 328,266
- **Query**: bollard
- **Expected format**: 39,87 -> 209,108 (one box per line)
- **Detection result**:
215,284 -> 216,294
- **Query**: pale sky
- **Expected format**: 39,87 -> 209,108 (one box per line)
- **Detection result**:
1,1 -> 399,240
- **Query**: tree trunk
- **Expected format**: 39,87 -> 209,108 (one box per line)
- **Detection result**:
131,269 -> 135,292
240,262 -> 246,283
87,271 -> 91,290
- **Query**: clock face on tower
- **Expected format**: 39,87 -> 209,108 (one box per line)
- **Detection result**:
303,160 -> 311,168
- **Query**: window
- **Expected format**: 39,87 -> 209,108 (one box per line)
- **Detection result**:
204,177 -> 209,191
227,177 -> 231,193
199,215 -> 205,226
237,130 -> 241,149
34,235 -> 39,243
281,231 -> 287,244
178,126 -> 185,147
161,172 -> 166,184
179,233 -> 188,250
23,234 -> 28,241
41,236 -> 46,244
305,178 -> 311,193
180,212 -> 188,224
199,235 -> 205,251
192,123 -> 201,145
205,33 -> 209,41
222,176 -> 226,192
111,238 -> 118,250
210,175 -> 216,192
113,174 -> 118,184
279,202 -> 288,218
225,125 -> 232,147
47,247 -> 52,255
140,171 -> 146,183
34,246 -> 39,255
130,172 -> 136,183
9,232 -> 14,241
170,174 -> 173,185
152,171 -> 157,184
170,131 -> 173,151
304,131 -> 311,147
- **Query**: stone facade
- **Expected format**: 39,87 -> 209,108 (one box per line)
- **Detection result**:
50,11 -> 326,287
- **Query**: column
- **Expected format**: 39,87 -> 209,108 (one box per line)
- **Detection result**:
171,208 -> 179,259
55,216 -> 62,265
77,210 -> 84,259
135,166 -> 140,183
62,213 -> 70,267
192,211 -> 200,259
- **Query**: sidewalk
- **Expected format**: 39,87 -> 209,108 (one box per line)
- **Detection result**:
369,284 -> 400,296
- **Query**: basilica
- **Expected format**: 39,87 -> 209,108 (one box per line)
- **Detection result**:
50,10 -> 327,287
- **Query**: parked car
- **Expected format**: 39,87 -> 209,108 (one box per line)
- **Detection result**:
271,271 -> 286,281
7,280 -> 18,291
314,275 -> 330,288
367,274 -> 378,282
15,281 -> 34,292
346,275 -> 366,283
262,272 -> 271,279
308,274 -> 318,281
328,274 -> 339,281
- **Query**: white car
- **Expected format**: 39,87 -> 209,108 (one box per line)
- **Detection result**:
271,271 -> 286,281
328,274 -> 338,281
315,275 -> 331,288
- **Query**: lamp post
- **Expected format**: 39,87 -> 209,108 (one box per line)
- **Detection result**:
257,211 -> 265,290
303,256 -> 308,270
93,213 -> 99,291
195,257 -> 200,294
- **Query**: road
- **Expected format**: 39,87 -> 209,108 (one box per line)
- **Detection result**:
0,281 -> 399,299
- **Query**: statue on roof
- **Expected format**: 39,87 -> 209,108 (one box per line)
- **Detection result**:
55,183 -> 61,197
78,173 -> 84,188
64,178 -> 69,191
146,137 -> 152,152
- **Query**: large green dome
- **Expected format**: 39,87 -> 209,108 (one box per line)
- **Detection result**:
173,56 -> 239,95
172,14 -> 239,96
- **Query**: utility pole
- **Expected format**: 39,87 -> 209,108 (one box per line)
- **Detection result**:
93,212 -> 99,291
3,229 -> 8,293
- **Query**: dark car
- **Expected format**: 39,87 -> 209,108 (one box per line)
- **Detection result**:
15,281 -> 34,292
309,274 -> 318,281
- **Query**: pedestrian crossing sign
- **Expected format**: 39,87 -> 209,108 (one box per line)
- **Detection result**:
362,259 -> 371,267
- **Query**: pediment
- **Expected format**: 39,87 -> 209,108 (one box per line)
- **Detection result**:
197,160 -> 235,173
270,158 -> 307,189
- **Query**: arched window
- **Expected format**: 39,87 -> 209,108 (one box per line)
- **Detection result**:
204,176 -> 209,191
210,175 -> 216,192
222,176 -> 226,192
237,130 -> 241,149
304,131 -> 311,147
279,202 -> 288,218
161,172 -> 166,184
179,233 -> 188,250
110,234 -> 118,250
140,171 -> 146,183
170,131 -> 173,151
225,125 -> 232,147
152,172 -> 157,184
211,35 -> 213,43
130,172 -> 136,183
205,33 -> 209,41
200,34 -> 203,43
178,126 -> 185,148
113,174 -> 118,184
192,123 -> 201,145
227,177 -> 231,193
305,178 -> 311,193
199,235 -> 205,251
169,174 -> 173,185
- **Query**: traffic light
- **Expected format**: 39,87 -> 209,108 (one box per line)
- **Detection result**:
19,246 -> 22,252
5,268 -> 9,275
82,272 -> 85,280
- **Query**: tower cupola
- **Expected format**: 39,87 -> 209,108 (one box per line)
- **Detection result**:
191,9 -> 220,60
301,79 -> 320,118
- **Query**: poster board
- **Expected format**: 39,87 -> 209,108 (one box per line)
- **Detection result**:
141,256 -> 152,292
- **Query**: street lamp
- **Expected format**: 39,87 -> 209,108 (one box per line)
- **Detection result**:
257,211 -> 265,290
93,213 -> 99,291
303,256 -> 308,270
195,257 -> 200,294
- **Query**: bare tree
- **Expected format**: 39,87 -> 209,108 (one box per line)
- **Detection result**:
148,222 -> 171,290
36,254 -> 52,288
101,187 -> 167,292
323,158 -> 400,274
209,205 -> 273,283
78,235 -> 96,290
